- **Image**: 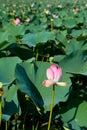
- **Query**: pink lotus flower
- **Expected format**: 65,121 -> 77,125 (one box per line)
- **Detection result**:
52,14 -> 59,18
42,64 -> 67,87
14,18 -> 20,25
31,3 -> 35,8
25,18 -> 31,22
44,9 -> 51,15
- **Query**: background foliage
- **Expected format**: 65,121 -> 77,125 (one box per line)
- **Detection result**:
0,0 -> 87,130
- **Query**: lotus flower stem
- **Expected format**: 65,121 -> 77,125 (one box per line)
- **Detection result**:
0,82 -> 3,127
47,85 -> 55,130
42,65 -> 66,129
36,52 -> 39,61
51,19 -> 54,31
5,121 -> 8,130
0,97 -> 2,126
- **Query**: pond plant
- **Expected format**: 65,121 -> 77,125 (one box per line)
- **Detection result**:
0,0 -> 87,130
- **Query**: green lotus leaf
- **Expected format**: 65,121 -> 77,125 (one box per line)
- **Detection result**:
15,61 -> 71,111
0,57 -> 21,84
22,31 -> 55,47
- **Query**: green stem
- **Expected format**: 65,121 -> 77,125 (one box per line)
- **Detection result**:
35,122 -> 39,130
32,116 -> 34,130
51,19 -> 54,31
23,111 -> 28,130
32,124 -> 34,130
5,121 -> 8,130
47,85 -> 55,130
0,96 -> 2,126
36,52 -> 39,61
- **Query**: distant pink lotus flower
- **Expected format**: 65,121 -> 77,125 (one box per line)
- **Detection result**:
42,64 -> 67,87
14,18 -> 20,25
44,9 -> 51,15
73,7 -> 79,14
25,18 -> 31,22
52,14 -> 59,18
47,4 -> 52,8
31,3 -> 35,8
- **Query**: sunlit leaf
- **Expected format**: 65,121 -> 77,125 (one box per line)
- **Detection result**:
63,17 -> 77,28
0,31 -> 8,43
2,85 -> 21,121
59,50 -> 87,75
61,98 -> 87,129
65,39 -> 84,55
53,18 -> 62,27
4,24 -> 25,36
0,57 -> 21,84
22,31 -> 55,47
